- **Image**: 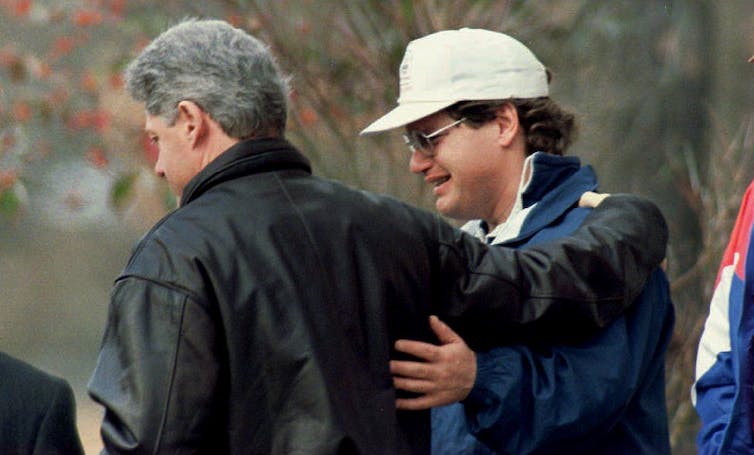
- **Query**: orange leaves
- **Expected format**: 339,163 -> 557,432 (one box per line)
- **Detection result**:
86,146 -> 109,169
67,109 -> 110,132
12,101 -> 32,123
47,88 -> 70,107
108,0 -> 126,18
298,107 -> 318,126
227,14 -> 244,27
9,0 -> 32,17
108,72 -> 124,89
72,8 -> 103,27
51,36 -> 77,59
4,0 -> 127,23
0,170 -> 17,191
289,91 -> 319,127
80,71 -> 98,93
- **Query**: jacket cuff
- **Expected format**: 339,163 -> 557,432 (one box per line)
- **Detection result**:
463,349 -> 505,411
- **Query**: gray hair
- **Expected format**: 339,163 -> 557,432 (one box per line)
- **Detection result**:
124,18 -> 290,138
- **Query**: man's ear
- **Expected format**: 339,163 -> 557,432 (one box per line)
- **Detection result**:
493,103 -> 520,148
176,100 -> 207,147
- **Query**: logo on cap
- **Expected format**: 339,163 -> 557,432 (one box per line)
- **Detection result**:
399,48 -> 413,94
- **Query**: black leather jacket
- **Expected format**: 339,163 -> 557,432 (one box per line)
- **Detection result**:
88,138 -> 667,454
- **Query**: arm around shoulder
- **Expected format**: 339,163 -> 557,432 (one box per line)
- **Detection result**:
433,194 -> 668,349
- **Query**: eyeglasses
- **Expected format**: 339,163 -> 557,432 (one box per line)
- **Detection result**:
403,117 -> 466,157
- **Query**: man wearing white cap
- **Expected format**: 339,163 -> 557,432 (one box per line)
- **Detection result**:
363,28 -> 674,454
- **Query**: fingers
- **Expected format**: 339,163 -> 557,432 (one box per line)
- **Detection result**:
428,315 -> 460,344
578,191 -> 610,208
391,316 -> 476,410
394,339 -> 439,362
390,359 -> 431,380
396,395 -> 440,411
393,316 -> 460,360
392,375 -> 434,394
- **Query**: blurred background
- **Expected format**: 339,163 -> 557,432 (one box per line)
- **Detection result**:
0,0 -> 751,453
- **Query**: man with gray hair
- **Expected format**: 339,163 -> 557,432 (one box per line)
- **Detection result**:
87,19 -> 667,454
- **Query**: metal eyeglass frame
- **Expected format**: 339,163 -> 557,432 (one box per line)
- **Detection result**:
402,117 -> 466,157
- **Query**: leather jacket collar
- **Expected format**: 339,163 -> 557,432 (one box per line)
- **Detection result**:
181,137 -> 312,206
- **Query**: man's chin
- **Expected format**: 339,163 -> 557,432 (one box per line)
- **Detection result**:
435,200 -> 460,220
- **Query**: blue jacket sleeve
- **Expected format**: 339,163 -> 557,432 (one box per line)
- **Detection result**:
694,354 -> 740,454
451,269 -> 673,454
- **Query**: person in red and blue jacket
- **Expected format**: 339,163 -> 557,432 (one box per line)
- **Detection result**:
694,180 -> 754,454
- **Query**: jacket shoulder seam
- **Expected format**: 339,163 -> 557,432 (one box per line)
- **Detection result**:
115,274 -> 207,307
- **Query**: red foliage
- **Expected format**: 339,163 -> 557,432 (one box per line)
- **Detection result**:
47,88 -> 70,106
298,106 -> 318,126
227,14 -> 244,27
51,36 -> 77,59
72,8 -> 103,27
108,0 -> 126,17
86,146 -> 109,169
0,170 -> 17,190
12,101 -> 32,122
67,109 -> 111,132
108,72 -> 124,89
80,71 -> 98,93
132,36 -> 152,54
11,0 -> 32,17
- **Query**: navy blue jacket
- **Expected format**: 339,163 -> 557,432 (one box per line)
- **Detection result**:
431,154 -> 675,454
0,352 -> 84,455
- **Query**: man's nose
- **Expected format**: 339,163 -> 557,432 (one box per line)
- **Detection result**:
154,160 -> 165,178
409,150 -> 432,175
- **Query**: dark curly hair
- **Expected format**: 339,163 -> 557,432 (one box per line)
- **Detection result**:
445,98 -> 577,156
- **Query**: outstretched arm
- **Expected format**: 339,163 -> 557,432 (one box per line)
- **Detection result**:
433,193 -> 668,350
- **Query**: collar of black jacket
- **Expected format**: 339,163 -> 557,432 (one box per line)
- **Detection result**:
180,137 -> 312,206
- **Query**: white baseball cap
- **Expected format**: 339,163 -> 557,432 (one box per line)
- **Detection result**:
360,28 -> 548,134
